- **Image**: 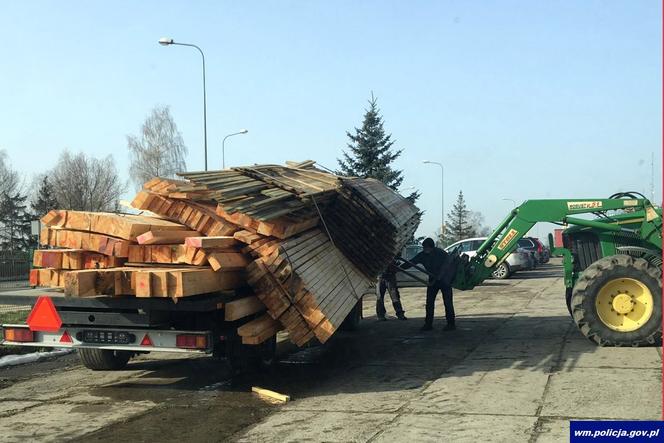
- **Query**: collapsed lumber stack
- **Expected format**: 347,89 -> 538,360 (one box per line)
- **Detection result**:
31,161 -> 420,347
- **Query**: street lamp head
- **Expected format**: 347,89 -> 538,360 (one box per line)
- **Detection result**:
239,129 -> 248,134
423,160 -> 431,164
158,37 -> 174,46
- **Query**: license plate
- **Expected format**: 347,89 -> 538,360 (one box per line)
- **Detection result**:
76,330 -> 136,345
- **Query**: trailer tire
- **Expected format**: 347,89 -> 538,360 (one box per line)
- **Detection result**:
78,348 -> 132,370
226,334 -> 277,373
571,255 -> 662,347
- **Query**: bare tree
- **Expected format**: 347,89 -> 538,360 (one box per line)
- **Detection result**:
468,211 -> 492,237
127,105 -> 187,189
50,150 -> 125,212
0,150 -> 20,196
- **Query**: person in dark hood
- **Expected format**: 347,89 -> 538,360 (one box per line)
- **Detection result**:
402,237 -> 456,332
376,261 -> 407,321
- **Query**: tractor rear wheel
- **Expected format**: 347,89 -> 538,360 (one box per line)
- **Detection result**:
565,287 -> 573,317
570,255 -> 662,346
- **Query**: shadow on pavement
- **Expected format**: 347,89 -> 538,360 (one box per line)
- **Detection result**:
89,313 -> 596,402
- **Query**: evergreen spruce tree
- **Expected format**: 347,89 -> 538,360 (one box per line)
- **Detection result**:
338,93 -> 410,194
443,191 -> 473,244
31,176 -> 59,218
0,192 -> 33,252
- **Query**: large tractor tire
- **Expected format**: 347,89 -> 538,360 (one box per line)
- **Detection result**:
565,287 -> 573,317
78,348 -> 132,370
570,255 -> 662,346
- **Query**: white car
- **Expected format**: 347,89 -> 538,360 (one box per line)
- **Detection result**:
445,237 -> 531,279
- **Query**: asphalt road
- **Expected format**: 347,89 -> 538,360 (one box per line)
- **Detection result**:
0,260 -> 661,442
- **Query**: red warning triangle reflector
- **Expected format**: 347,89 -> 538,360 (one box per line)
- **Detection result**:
27,296 -> 62,332
140,334 -> 153,346
60,331 -> 73,343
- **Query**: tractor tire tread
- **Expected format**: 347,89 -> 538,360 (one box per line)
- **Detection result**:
570,255 -> 662,347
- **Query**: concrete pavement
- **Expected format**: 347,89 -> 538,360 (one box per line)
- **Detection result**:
237,263 -> 662,442
0,261 -> 660,442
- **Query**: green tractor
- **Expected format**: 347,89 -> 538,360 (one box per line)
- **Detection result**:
453,192 -> 662,346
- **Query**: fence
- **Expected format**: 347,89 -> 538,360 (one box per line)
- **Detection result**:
0,252 -> 31,290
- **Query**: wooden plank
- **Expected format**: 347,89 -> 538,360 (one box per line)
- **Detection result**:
233,230 -> 263,245
224,296 -> 266,321
237,313 -> 280,337
33,249 -> 125,270
207,252 -> 251,271
136,230 -> 200,245
250,387 -> 290,403
41,210 -> 188,241
185,236 -> 238,249
46,228 -> 133,257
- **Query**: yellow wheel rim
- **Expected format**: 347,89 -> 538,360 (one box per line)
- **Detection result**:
595,278 -> 654,332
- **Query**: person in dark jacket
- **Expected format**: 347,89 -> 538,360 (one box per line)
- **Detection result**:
402,237 -> 456,332
376,261 -> 407,321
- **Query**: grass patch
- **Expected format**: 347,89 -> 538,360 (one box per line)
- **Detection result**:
0,310 -> 30,325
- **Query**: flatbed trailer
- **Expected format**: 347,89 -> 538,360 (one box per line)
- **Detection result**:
0,287 -> 278,370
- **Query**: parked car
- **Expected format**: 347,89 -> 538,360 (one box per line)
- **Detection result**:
445,237 -> 531,279
395,244 -> 428,286
517,237 -> 542,266
541,244 -> 551,263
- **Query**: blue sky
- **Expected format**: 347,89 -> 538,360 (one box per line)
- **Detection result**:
0,1 -> 661,238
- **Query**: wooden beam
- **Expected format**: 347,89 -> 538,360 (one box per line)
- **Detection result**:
41,210 -> 189,241
185,236 -> 238,249
224,295 -> 266,321
237,313 -> 280,337
136,230 -> 200,245
207,252 -> 251,271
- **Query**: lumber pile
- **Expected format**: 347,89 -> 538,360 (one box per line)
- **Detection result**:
30,160 -> 420,348
33,209 -> 248,299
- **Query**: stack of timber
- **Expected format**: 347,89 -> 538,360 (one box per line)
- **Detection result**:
322,178 -> 421,277
242,228 -> 371,345
32,210 -> 247,300
30,160 -> 419,348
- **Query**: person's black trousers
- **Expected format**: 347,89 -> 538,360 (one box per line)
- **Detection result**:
377,276 -> 405,317
425,283 -> 455,326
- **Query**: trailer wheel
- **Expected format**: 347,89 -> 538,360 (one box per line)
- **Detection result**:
257,334 -> 277,368
226,334 -> 277,373
571,255 -> 662,347
78,348 -> 132,370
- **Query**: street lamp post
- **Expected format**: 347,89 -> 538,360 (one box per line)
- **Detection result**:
222,129 -> 249,169
159,37 -> 208,170
423,160 -> 444,243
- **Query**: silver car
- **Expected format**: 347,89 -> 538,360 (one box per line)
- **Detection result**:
396,244 -> 428,286
445,237 -> 531,279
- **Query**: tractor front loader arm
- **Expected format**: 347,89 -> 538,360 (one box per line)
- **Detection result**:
452,197 -> 660,290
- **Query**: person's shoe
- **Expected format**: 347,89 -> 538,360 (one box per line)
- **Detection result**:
377,315 -> 387,321
420,324 -> 433,332
397,313 -> 408,321
442,324 -> 456,331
